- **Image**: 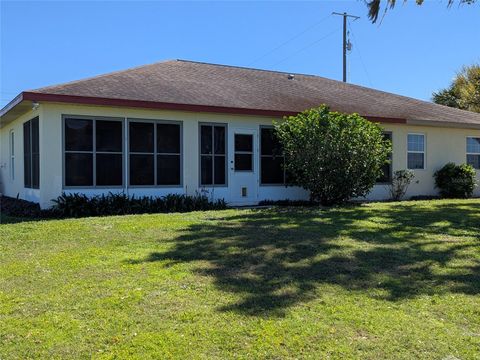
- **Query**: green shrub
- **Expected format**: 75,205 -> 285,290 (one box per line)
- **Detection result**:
434,163 -> 476,198
51,192 -> 227,218
275,105 -> 391,205
0,195 -> 43,218
388,170 -> 415,201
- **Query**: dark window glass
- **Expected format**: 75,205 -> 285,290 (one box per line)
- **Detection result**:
261,128 -> 282,156
201,126 -> 213,154
129,122 -> 154,153
214,156 -> 225,184
65,118 -> 93,151
31,118 -> 40,189
31,118 -> 39,153
235,134 -> 253,152
377,133 -> 392,183
23,121 -> 31,188
32,154 -> 40,189
96,154 -> 123,186
201,155 -> 213,185
408,153 -> 424,169
214,126 -> 225,154
65,153 -> 93,186
96,120 -> 122,152
261,157 -> 284,184
129,154 -> 154,185
235,154 -> 252,171
260,128 -> 285,184
23,118 -> 40,189
467,154 -> 480,169
157,155 -> 181,185
157,124 -> 180,153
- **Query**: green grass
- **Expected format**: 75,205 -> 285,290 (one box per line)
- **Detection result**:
1,199 -> 479,359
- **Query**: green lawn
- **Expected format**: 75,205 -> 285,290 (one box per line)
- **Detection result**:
1,200 -> 479,359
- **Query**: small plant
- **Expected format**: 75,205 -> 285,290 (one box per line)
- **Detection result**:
434,163 -> 476,198
388,170 -> 415,201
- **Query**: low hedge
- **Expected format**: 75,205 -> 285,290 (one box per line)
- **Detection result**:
1,193 -> 227,219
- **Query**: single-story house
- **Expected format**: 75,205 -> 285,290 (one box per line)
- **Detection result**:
1,59 -> 480,208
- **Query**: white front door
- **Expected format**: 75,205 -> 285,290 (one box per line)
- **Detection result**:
229,127 -> 258,205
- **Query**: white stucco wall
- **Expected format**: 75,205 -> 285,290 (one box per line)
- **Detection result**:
1,102 -> 480,208
0,107 -> 42,203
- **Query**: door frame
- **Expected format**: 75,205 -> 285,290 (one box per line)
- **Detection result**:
228,126 -> 259,205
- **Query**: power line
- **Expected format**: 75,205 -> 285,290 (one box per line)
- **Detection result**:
248,13 -> 333,67
270,26 -> 342,67
348,19 -> 374,87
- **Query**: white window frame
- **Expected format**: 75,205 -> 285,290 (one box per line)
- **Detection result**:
9,129 -> 14,181
466,136 -> 480,169
407,133 -> 426,170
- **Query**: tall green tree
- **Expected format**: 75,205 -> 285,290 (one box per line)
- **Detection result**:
433,64 -> 480,113
367,0 -> 476,23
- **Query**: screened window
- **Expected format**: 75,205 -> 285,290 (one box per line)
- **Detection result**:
467,137 -> 480,169
64,117 -> 123,187
234,134 -> 253,171
128,121 -> 181,186
407,133 -> 425,170
9,130 -> 14,181
260,127 -> 286,184
377,132 -> 393,183
200,124 -> 226,185
24,117 -> 39,189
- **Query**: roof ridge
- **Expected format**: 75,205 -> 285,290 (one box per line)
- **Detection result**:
29,59 -> 179,92
175,59 -> 324,78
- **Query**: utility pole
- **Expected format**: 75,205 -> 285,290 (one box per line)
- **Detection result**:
332,12 -> 360,82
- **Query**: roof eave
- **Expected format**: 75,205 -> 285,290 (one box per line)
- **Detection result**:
0,92 -> 24,117
22,92 -> 299,117
15,92 -> 407,124
406,118 -> 480,130
0,92 -> 36,128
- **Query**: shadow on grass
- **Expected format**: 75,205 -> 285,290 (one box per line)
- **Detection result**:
129,201 -> 480,316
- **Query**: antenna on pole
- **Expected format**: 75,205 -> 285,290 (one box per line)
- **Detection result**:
332,12 -> 360,83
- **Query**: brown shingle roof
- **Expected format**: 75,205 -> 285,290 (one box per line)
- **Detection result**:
6,60 -> 480,127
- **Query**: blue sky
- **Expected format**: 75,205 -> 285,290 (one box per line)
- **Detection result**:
1,1 -> 479,108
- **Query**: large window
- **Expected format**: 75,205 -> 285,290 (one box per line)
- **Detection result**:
64,117 -> 123,187
260,127 -> 286,185
467,137 -> 480,169
200,124 -> 226,186
128,120 -> 182,186
407,133 -> 425,170
24,117 -> 39,189
377,132 -> 392,183
9,130 -> 14,181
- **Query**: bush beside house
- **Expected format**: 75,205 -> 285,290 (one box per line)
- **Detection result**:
434,163 -> 476,198
275,105 -> 391,205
